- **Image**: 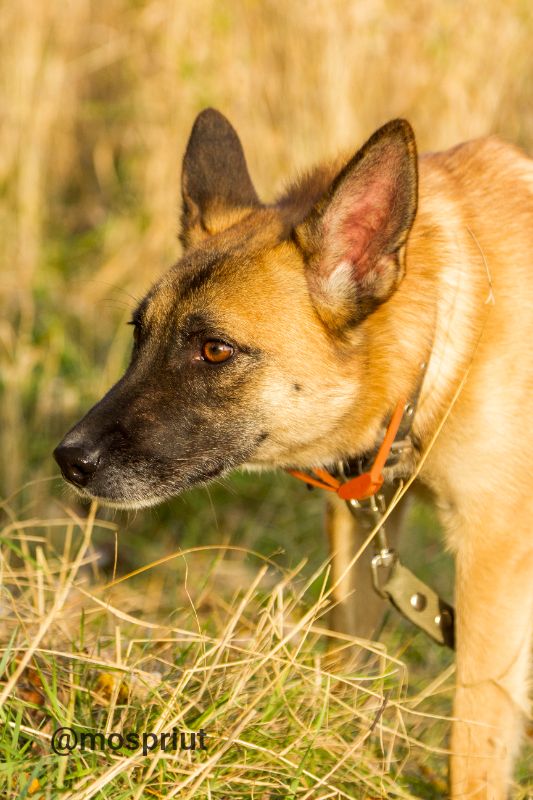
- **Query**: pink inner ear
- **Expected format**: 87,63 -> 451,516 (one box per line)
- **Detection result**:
337,173 -> 396,276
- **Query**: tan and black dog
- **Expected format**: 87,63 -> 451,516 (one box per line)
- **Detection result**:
54,109 -> 533,798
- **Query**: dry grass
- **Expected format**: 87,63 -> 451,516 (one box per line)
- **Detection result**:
1,1 -> 533,796
1,501 -> 457,799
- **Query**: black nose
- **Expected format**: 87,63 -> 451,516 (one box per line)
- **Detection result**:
53,443 -> 101,488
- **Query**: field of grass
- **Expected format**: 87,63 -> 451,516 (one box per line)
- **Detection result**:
1,1 -> 532,797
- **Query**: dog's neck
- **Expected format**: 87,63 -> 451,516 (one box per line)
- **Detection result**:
330,185 -> 490,480
376,183 -> 491,484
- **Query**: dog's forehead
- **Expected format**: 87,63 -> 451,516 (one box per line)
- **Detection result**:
141,209 -> 291,325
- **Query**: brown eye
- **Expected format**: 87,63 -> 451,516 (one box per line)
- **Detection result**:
201,340 -> 234,363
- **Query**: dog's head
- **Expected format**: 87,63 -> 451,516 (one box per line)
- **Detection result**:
54,109 -> 418,508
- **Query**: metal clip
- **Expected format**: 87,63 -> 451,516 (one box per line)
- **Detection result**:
371,547 -> 399,598
343,491 -> 456,649
379,560 -> 455,648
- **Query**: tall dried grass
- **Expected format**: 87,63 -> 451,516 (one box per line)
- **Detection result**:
1,500 -> 455,799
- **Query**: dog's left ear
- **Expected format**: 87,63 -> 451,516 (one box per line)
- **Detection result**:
180,108 -> 261,248
296,119 -> 418,328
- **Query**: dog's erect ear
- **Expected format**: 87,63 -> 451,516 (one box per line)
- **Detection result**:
180,108 -> 260,248
296,119 -> 418,328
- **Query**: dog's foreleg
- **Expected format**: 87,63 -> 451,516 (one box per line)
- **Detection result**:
451,529 -> 533,799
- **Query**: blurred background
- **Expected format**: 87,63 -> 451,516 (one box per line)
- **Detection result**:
1,0 -> 533,579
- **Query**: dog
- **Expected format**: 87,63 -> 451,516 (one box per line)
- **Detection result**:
54,108 -> 533,798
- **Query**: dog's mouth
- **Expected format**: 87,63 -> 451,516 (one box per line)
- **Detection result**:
53,435 -> 245,509
58,463 -> 229,509
55,460 -> 169,509
65,483 -> 168,511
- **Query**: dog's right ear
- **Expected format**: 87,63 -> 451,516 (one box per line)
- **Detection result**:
180,108 -> 260,249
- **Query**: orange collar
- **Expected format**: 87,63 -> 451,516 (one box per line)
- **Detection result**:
287,397 -> 408,501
